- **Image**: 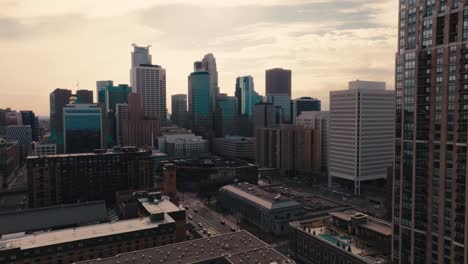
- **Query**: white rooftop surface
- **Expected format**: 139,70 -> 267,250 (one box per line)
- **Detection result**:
140,199 -> 183,214
222,185 -> 301,210
0,216 -> 171,251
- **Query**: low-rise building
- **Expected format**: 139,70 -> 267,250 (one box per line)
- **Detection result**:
78,230 -> 295,264
33,142 -> 57,156
217,182 -> 304,235
158,133 -> 209,158
289,210 -> 391,264
213,136 -> 255,161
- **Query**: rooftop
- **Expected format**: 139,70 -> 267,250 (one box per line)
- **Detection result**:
172,156 -> 254,168
77,230 -> 295,264
27,147 -> 149,159
139,198 -> 183,215
220,183 -> 302,210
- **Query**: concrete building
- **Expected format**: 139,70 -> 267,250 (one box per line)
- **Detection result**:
292,97 -> 321,123
158,133 -> 209,158
213,136 -> 255,161
171,94 -> 188,128
0,139 -> 20,191
218,182 -> 304,235
5,125 -> 32,157
33,142 -> 57,156
130,45 -> 166,121
122,93 -> 160,148
235,76 -> 262,117
289,210 -> 391,264
297,111 -> 330,172
215,94 -> 238,137
79,230 -> 294,264
265,68 -> 292,96
0,197 -> 184,264
253,102 -> 277,130
27,147 -> 153,208
329,81 -> 393,195
256,125 -> 321,176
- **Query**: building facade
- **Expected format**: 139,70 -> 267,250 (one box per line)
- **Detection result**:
130,45 -> 166,121
253,102 -> 277,130
75,89 -> 93,104
96,80 -> 114,104
194,53 -> 219,113
265,68 -> 292,96
213,136 -> 255,161
49,88 -> 72,153
215,94 -> 238,137
267,94 -> 292,124
33,142 -> 57,156
0,139 -> 20,191
235,76 -> 262,117
188,71 -> 213,135
115,103 -> 128,146
292,97 -> 321,124
329,81 -> 394,195
171,94 -> 188,128
27,147 -> 153,208
157,133 -> 209,158
5,125 -> 32,157
20,111 -> 39,141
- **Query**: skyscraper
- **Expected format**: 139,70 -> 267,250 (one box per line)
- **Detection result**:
5,125 -> 32,158
215,94 -> 238,137
76,89 -> 93,104
292,97 -> 321,123
171,94 -> 188,128
235,76 -> 262,117
63,104 -> 104,153
102,84 -> 132,113
49,88 -> 72,153
393,2 -> 468,263
115,103 -> 128,146
96,80 -> 114,104
265,68 -> 291,96
329,81 -> 393,195
20,111 -> 38,141
194,54 -> 219,111
188,71 -> 212,135
253,102 -> 277,130
130,45 -> 166,121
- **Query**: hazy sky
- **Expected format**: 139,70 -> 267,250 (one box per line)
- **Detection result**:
0,0 -> 397,116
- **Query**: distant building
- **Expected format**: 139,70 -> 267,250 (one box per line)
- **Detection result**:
96,80 -> 114,104
194,54 -> 219,114
101,84 -> 132,113
130,45 -> 166,121
20,111 -> 39,141
49,88 -> 72,153
329,81 -> 393,195
0,198 -> 184,264
266,68 -> 292,96
63,104 -> 104,154
5,125 -> 32,157
235,76 -> 262,117
171,94 -> 188,128
268,94 -> 292,124
157,133 -> 209,158
79,230 -> 294,264
289,210 -> 391,264
253,102 -> 277,130
115,103 -> 128,146
218,182 -> 304,235
0,139 -> 20,191
213,136 -> 255,161
215,94 -> 238,137
297,111 -> 329,172
76,89 -> 94,104
27,147 -> 153,208
256,125 -> 321,176
292,97 -> 321,123
33,142 -> 57,156
188,71 -> 213,136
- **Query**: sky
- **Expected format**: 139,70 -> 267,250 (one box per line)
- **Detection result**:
0,0 -> 397,116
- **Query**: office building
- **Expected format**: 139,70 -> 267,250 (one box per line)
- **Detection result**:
194,53 -> 219,111
63,104 -> 104,153
27,147 -> 153,208
215,94 -> 238,137
33,142 -> 57,156
218,182 -> 304,235
0,139 -> 20,191
75,89 -> 93,104
297,111 -> 329,172
213,136 -> 255,161
49,88 -> 72,152
292,97 -> 321,123
253,102 -> 277,130
329,81 -> 393,195
235,76 -> 262,117
171,94 -> 188,128
289,210 -> 391,264
393,2 -> 468,263
266,68 -> 292,96
115,103 -> 128,146
79,230 -> 294,264
5,125 -> 32,157
0,198 -> 184,264
130,45 -> 166,121
20,110 -> 39,141
188,71 -> 213,135
96,80 -> 114,104
4,110 -> 20,126
101,84 -> 132,113
256,125 -> 321,176
268,93 -> 292,123
157,133 -> 209,158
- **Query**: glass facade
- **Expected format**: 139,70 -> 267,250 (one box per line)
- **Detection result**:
64,106 -> 102,154
215,95 -> 238,137
235,76 -> 262,117
188,71 -> 212,132
267,94 -> 292,123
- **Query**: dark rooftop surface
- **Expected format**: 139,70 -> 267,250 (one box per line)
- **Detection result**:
172,156 -> 254,168
78,230 -> 295,264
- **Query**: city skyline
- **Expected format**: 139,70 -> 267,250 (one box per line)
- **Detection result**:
0,0 -> 397,116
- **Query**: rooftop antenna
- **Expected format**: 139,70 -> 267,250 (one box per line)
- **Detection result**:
74,80 -> 80,90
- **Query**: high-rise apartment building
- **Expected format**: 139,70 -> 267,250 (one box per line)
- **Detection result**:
215,94 -> 238,137
130,45 -> 166,121
171,94 -> 188,128
253,102 -> 277,130
235,76 -> 262,117
292,97 -> 321,123
329,81 -> 393,195
265,68 -> 292,96
393,2 -> 468,263
297,111 -> 329,173
188,71 -> 213,135
63,104 -> 104,154
49,88 -> 72,152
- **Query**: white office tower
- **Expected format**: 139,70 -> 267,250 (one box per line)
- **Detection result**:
329,80 -> 394,195
130,45 -> 166,121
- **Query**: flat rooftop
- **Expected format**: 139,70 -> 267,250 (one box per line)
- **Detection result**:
172,156 -> 254,168
0,215 -> 172,251
77,230 -> 295,264
330,211 -> 392,237
139,198 -> 183,215
220,182 -> 302,210
27,148 -> 148,159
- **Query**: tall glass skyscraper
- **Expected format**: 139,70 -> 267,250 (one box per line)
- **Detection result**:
188,71 -> 212,134
291,97 -> 321,124
267,94 -> 292,124
235,76 -> 262,117
63,104 -> 103,154
98,84 -> 132,113
215,94 -> 238,137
